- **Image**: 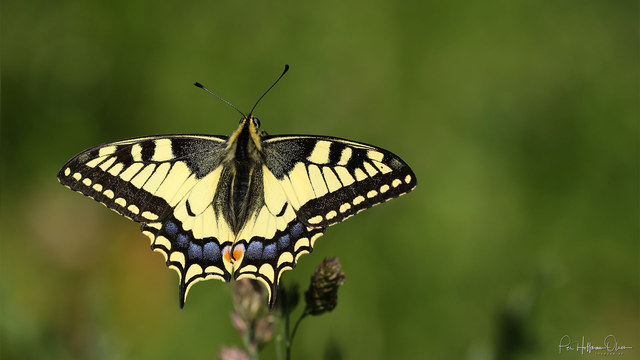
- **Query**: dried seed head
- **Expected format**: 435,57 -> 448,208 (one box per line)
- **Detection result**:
230,279 -> 276,351
218,346 -> 250,360
304,257 -> 346,316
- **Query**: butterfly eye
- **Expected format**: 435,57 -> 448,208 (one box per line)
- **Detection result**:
253,117 -> 261,129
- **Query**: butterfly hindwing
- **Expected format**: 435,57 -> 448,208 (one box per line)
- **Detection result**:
231,164 -> 326,308
262,135 -> 417,228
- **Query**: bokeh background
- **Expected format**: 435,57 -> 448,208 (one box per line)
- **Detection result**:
1,1 -> 638,359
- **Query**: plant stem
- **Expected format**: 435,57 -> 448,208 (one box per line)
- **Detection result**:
285,310 -> 308,360
243,320 -> 259,360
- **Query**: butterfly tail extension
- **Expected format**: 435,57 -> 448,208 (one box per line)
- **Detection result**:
141,217 -> 233,308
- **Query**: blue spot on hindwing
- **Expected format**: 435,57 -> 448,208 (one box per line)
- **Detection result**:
246,241 -> 263,260
177,234 -> 189,248
263,244 -> 277,259
165,221 -> 178,236
188,243 -> 203,260
291,222 -> 304,237
203,242 -> 221,262
278,234 -> 290,250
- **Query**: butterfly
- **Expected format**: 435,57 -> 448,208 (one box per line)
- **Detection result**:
57,65 -> 417,309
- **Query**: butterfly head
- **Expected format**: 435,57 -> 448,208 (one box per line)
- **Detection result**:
240,115 -> 260,130
228,115 -> 264,153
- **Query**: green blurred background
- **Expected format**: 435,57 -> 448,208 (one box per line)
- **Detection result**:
1,0 -> 638,359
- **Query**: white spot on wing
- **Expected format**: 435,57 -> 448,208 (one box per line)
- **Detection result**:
308,164 -> 328,197
258,264 -> 275,281
373,160 -> 393,174
169,251 -> 186,267
127,204 -> 140,214
363,162 -> 378,177
156,162 -> 196,206
98,157 -> 116,171
354,168 -> 367,181
339,203 -> 351,213
337,147 -> 352,166
187,166 -> 222,215
294,238 -> 310,252
322,167 -> 342,192
263,165 -> 289,215
310,232 -> 323,246
164,172 -> 198,206
130,164 -> 156,188
142,211 -> 158,220
152,139 -> 174,162
85,156 -> 106,168
64,168 -> 71,176
367,150 -> 384,162
131,144 -> 143,162
186,264 -> 204,283
392,179 -> 401,187
285,163 -> 315,206
202,205 -> 217,238
308,215 -> 323,224
155,235 -> 172,250
107,163 -> 125,176
104,189 -> 114,199
277,252 -> 294,268
353,195 -> 365,205
98,146 -> 117,157
204,266 -> 224,275
307,140 -> 331,164
143,162 -> 171,193
335,166 -> 355,186
279,176 -> 301,210
119,162 -> 144,182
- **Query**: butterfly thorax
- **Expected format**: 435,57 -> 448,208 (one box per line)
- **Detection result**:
220,117 -> 265,234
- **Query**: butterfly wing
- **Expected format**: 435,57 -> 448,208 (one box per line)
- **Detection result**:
230,163 -> 326,308
232,135 -> 417,307
262,135 -> 417,226
57,134 -> 234,307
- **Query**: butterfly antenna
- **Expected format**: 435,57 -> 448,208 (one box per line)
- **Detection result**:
249,64 -> 290,115
194,82 -> 246,118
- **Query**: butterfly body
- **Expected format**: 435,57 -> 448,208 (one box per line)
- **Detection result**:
59,109 -> 416,309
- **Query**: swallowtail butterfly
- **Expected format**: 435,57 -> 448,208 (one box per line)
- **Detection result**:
58,66 -> 417,308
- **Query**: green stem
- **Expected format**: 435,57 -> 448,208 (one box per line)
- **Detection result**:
242,320 -> 259,360
285,310 -> 308,360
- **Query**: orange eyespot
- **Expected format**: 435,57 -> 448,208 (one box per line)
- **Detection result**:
233,249 -> 244,261
223,250 -> 232,263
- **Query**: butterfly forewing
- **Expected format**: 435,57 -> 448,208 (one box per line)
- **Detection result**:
58,134 -> 229,221
262,136 -> 417,228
